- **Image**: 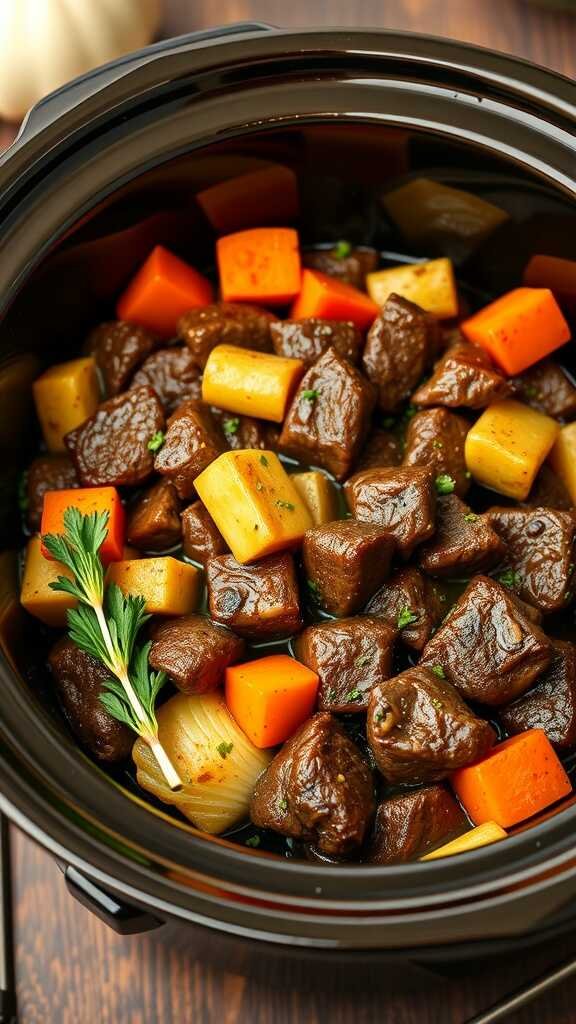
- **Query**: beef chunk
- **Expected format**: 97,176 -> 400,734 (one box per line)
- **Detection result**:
250,713 -> 374,856
526,466 -> 572,511
278,347 -> 375,481
354,428 -> 402,473
154,399 -> 225,499
367,786 -> 468,865
362,294 -> 440,412
365,566 -> 443,652
302,246 -> 378,289
131,346 -> 202,414
48,637 -> 132,763
487,506 -> 576,613
126,479 -> 181,552
412,342 -> 510,410
181,500 -> 228,566
302,520 -> 395,617
26,454 -> 78,530
420,576 -> 552,706
367,667 -> 496,784
270,318 -> 363,367
344,466 -> 436,558
403,407 -> 470,498
214,411 -> 279,452
499,640 -> 576,751
65,386 -> 165,487
149,615 -> 245,695
206,552 -> 301,640
512,359 -> 576,421
295,616 -> 396,713
418,494 -> 505,578
87,320 -> 157,396
178,302 -> 276,367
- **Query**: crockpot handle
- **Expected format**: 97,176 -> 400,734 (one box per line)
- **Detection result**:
64,866 -> 163,935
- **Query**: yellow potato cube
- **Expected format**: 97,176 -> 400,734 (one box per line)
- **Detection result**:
382,178 -> 508,254
194,449 -> 313,564
549,422 -> 576,505
201,344 -> 304,422
290,471 -> 340,525
20,536 -> 76,627
465,399 -> 559,501
33,357 -> 100,452
420,821 -> 507,861
366,257 -> 458,319
107,557 -> 201,615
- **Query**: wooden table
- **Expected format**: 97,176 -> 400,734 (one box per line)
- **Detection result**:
3,1 -> 576,1021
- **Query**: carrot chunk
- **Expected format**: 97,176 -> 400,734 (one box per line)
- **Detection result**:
197,164 -> 299,234
225,654 -> 319,748
217,227 -> 301,305
291,268 -> 379,330
41,487 -> 125,565
461,287 -> 571,376
116,245 -> 213,337
523,254 -> 576,314
451,729 -> 571,829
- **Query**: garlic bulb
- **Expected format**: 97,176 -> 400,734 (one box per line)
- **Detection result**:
0,0 -> 162,122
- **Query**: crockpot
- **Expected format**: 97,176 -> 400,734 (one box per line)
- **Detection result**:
0,23 -> 575,968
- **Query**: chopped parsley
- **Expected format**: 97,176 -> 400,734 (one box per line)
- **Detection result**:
497,569 -> 520,589
216,741 -> 233,759
307,578 -> 321,600
431,664 -> 446,679
344,688 -> 363,703
245,835 -> 261,848
259,455 -> 269,467
276,499 -> 295,511
278,798 -> 288,812
334,240 -> 352,259
431,698 -> 443,710
432,440 -> 443,449
381,416 -> 396,430
403,404 -> 417,422
464,512 -> 478,523
354,654 -> 372,668
374,709 -> 385,723
435,474 -> 455,495
397,606 -> 418,629
327,688 -> 337,703
301,389 -> 319,403
147,430 -> 165,452
524,384 -> 539,400
223,417 -> 240,436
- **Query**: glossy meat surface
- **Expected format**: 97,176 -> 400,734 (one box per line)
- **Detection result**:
344,466 -> 436,558
26,454 -> 78,530
154,399 -> 224,499
487,506 -> 576,613
149,615 -> 245,694
302,519 -> 395,617
353,428 -> 402,473
412,342 -> 510,410
270,317 -> 363,366
127,479 -> 181,551
178,302 -> 276,368
365,566 -> 443,652
362,294 -> 440,412
418,494 -> 505,578
302,246 -> 378,289
403,407 -> 470,498
512,359 -> 576,421
367,785 -> 468,864
88,320 -> 157,396
131,346 -> 202,414
181,500 -> 228,567
206,552 -> 302,640
499,639 -> 576,750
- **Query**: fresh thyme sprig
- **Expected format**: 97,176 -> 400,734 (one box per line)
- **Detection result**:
42,507 -> 182,791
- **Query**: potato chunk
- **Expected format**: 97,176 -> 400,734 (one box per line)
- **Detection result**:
106,557 -> 201,615
366,258 -> 458,319
465,399 -> 559,500
550,422 -> 576,504
33,357 -> 100,452
290,471 -> 340,525
202,344 -> 304,422
20,536 -> 76,627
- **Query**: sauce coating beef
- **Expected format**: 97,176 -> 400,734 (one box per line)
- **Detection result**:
418,494 -> 505,578
154,399 -> 225,499
403,407 -> 470,498
250,712 -> 374,856
206,552 -> 301,640
353,428 -> 402,473
26,454 -> 78,530
149,615 -> 245,694
131,346 -> 202,414
365,566 -> 443,652
362,294 -> 440,412
278,347 -> 375,481
65,385 -> 165,487
486,506 -> 576,614
499,640 -> 576,750
526,466 -> 572,511
87,320 -> 157,396
295,616 -> 396,713
181,500 -> 228,567
512,359 -> 576,421
412,342 -> 510,410
302,246 -> 378,289
344,466 -> 436,558
367,785 -> 468,864
178,302 -> 276,367
367,667 -> 496,784
126,479 -> 181,552
270,318 -> 363,367
302,519 -> 396,617
213,410 -> 279,452
48,637 -> 132,763
420,575 -> 552,706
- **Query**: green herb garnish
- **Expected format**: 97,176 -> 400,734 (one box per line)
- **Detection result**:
435,474 -> 455,495
217,740 -> 234,759
278,798 -> 288,812
524,384 -> 539,400
259,455 -> 269,467
276,500 -> 295,511
431,698 -> 443,710
334,240 -> 352,259
147,430 -> 165,452
327,688 -> 337,702
431,665 -> 446,679
344,688 -> 362,703
354,654 -> 372,668
382,416 -> 395,430
374,709 -> 384,723
432,440 -> 443,449
397,606 -> 418,629
245,835 -> 261,848
497,569 -> 520,589
464,512 -> 478,523
301,389 -> 319,403
307,579 -> 321,600
223,417 -> 240,437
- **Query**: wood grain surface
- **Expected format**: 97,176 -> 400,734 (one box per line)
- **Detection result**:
3,1 -> 576,1022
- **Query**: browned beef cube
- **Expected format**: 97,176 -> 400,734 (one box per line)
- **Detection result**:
367,667 -> 496,785
126,479 -> 181,552
487,506 -> 576,613
278,347 -> 375,481
302,246 -> 378,289
87,320 -> 157,396
48,637 -> 132,763
499,640 -> 576,750
149,615 -> 245,695
365,566 -> 443,652
526,466 -> 572,511
213,410 -> 279,452
270,318 -> 363,367
362,294 -> 440,412
367,785 -> 468,864
131,346 -> 202,414
178,302 -> 276,367
412,342 -> 510,410
418,494 -> 505,578
154,399 -> 224,499
181,500 -> 228,566
65,386 -> 165,487
26,454 -> 78,530
403,407 -> 470,498
302,520 -> 395,617
512,359 -> 576,421
344,466 -> 436,558
353,428 -> 402,473
250,713 -> 374,856
295,616 -> 396,713
420,576 -> 552,706
206,552 -> 301,640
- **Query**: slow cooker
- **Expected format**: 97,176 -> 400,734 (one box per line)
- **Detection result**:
0,23 -> 575,966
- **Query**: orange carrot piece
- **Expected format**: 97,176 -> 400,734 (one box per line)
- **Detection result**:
291,268 -> 379,330
217,227 -> 301,305
451,729 -> 571,829
197,164 -> 299,234
41,487 -> 125,565
225,654 -> 319,749
461,287 -> 571,376
116,245 -> 213,337
523,254 -> 576,314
